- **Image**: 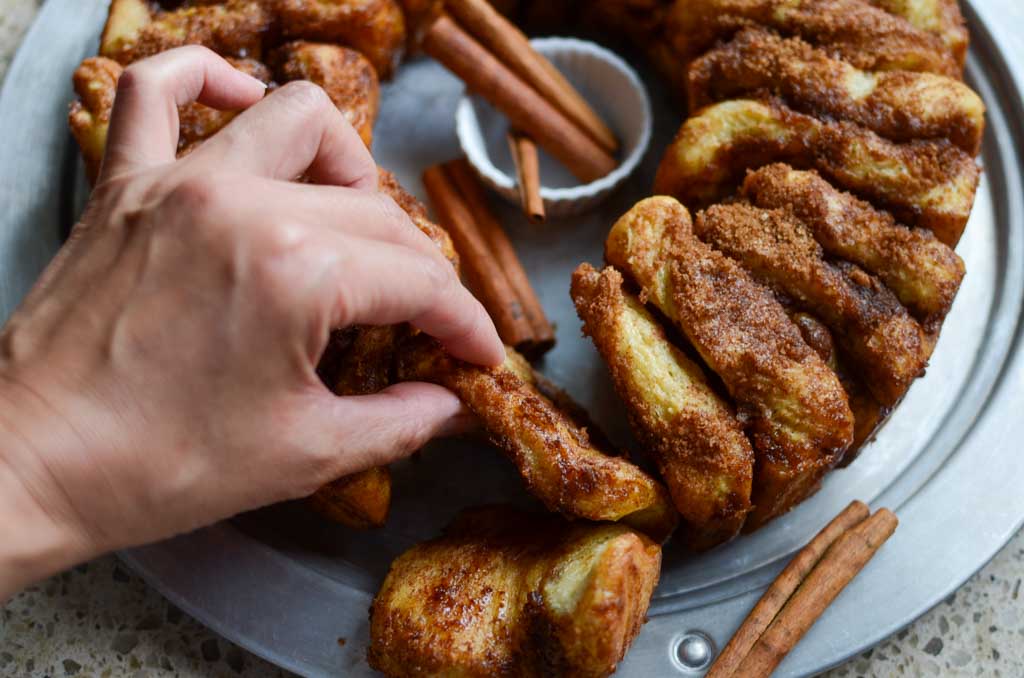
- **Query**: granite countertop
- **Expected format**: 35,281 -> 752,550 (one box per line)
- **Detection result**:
2,1 -> 1023,676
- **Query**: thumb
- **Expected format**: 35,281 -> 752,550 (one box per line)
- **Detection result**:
305,381 -> 474,480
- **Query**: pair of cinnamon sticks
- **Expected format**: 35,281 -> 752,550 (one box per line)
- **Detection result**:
423,0 -> 619,187
424,158 -> 555,358
707,501 -> 899,678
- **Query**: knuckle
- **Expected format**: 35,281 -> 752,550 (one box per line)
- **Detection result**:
276,80 -> 333,118
371,194 -> 413,234
257,220 -> 308,258
423,255 -> 458,296
167,174 -> 224,215
392,420 -> 431,458
114,63 -> 147,96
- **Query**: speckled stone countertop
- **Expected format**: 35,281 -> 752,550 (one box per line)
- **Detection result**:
2,1 -> 1023,676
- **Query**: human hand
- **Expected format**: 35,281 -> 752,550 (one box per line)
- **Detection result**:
0,46 -> 502,598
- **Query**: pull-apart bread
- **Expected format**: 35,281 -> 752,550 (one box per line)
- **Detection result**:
573,0 -> 977,548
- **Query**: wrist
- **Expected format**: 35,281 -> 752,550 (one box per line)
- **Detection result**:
0,375 -> 99,600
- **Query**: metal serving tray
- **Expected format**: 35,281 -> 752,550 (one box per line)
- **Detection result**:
1,1 -> 1022,675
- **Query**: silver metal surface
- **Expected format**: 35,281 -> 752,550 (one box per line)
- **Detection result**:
1,1 -> 1022,676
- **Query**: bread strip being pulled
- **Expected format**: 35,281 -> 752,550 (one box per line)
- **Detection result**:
694,203 -> 930,406
606,197 -> 853,528
396,337 -> 678,541
369,506 -> 661,678
653,99 -> 979,245
687,27 -> 983,154
572,264 -> 754,548
743,164 -> 964,329
663,0 -> 960,78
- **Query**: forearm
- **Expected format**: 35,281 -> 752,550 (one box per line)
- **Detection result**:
0,382 -> 95,601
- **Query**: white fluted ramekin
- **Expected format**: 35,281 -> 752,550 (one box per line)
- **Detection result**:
455,37 -> 652,219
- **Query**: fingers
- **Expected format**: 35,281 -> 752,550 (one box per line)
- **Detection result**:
103,46 -> 266,178
308,382 -> 470,477
316,233 -> 504,366
185,81 -> 378,189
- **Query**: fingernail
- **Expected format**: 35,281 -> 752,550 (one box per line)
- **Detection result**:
245,73 -> 268,91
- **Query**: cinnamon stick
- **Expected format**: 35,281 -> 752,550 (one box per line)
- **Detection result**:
445,0 -> 619,154
445,158 -> 555,357
733,508 -> 899,678
423,164 -> 534,349
706,500 -> 871,678
507,130 -> 545,223
423,15 -> 617,183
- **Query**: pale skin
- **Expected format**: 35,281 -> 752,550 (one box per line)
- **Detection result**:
0,46 -> 504,600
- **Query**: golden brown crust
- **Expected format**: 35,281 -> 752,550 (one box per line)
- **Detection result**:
686,27 -> 984,154
653,98 -> 979,245
571,264 -> 754,549
69,57 -> 124,183
368,506 -> 661,678
664,0 -> 960,77
605,197 -> 853,528
100,0 -> 273,64
308,466 -> 392,528
396,337 -> 679,541
276,0 -> 406,78
694,202 -> 930,406
269,41 -> 380,148
742,164 -> 965,329
866,0 -> 968,65
787,311 -> 889,463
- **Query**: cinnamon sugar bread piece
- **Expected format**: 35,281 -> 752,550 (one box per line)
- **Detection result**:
397,337 -> 679,542
742,164 -> 965,330
369,506 -> 661,678
693,202 -> 930,407
276,0 -> 407,78
100,0 -> 273,64
606,197 -> 853,528
687,27 -> 983,154
663,0 -> 960,77
653,99 -> 979,245
572,264 -> 754,549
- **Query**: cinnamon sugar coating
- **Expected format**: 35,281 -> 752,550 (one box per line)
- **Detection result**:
743,164 -> 964,329
654,98 -> 979,245
397,337 -> 679,542
606,197 -> 853,528
694,202 -> 930,407
572,264 -> 753,549
687,27 -> 983,154
664,0 -> 960,77
369,507 -> 661,678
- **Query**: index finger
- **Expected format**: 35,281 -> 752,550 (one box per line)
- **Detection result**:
103,46 -> 267,178
184,81 -> 378,190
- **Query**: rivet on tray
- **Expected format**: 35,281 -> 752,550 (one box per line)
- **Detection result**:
671,630 -> 715,672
